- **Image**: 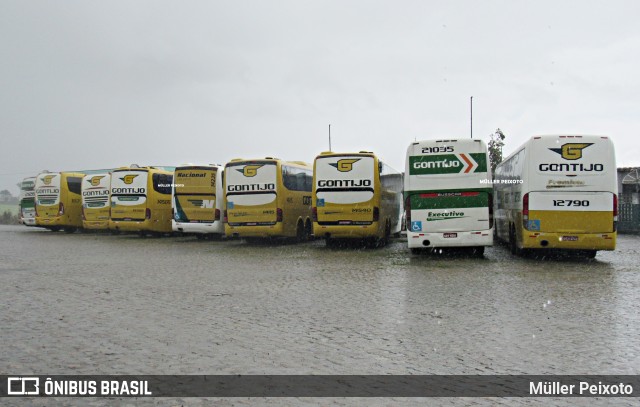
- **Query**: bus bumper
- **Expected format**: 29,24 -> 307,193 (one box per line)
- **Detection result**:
313,223 -> 380,239
173,220 -> 224,235
520,231 -> 616,251
407,230 -> 493,249
21,217 -> 37,226
109,219 -> 172,233
225,223 -> 284,238
36,216 -> 63,227
83,220 -> 110,230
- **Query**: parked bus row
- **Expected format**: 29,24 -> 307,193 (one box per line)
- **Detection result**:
18,135 -> 618,258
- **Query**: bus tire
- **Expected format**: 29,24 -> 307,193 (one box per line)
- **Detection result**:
296,220 -> 306,242
48,226 -> 61,232
585,250 -> 597,259
380,220 -> 391,247
64,227 -> 77,234
410,248 -> 422,255
195,234 -> 206,240
509,224 -> 521,255
304,219 -> 312,240
472,246 -> 485,257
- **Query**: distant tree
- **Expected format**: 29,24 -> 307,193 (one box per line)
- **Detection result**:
0,189 -> 12,203
0,210 -> 19,225
488,128 -> 506,177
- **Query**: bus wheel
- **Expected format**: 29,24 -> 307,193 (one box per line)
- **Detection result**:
195,234 -> 206,240
64,227 -> 77,234
509,224 -> 520,255
585,250 -> 597,259
139,231 -> 148,238
48,226 -> 61,232
110,229 -> 120,235
472,246 -> 485,257
296,220 -> 306,242
410,248 -> 422,255
304,219 -> 312,240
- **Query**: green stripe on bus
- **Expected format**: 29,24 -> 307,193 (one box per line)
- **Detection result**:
409,191 -> 489,209
408,153 -> 488,175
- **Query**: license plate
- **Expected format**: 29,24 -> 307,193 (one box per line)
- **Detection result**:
561,236 -> 578,241
443,233 -> 457,238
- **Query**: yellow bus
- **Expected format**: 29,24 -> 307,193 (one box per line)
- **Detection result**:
172,164 -> 225,238
224,158 -> 313,240
312,151 -> 403,246
109,166 -> 174,235
81,172 -> 112,230
494,135 -> 617,258
35,171 -> 85,233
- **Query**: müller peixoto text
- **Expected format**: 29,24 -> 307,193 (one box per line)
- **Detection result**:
529,381 -> 634,396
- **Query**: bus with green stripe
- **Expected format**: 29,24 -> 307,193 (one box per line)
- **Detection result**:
404,139 -> 493,254
19,176 -> 37,226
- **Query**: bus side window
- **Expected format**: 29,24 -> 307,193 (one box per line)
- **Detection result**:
282,166 -> 312,192
153,173 -> 173,195
67,177 -> 83,195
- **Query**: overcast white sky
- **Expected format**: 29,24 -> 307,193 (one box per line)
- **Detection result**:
2,0 -> 640,194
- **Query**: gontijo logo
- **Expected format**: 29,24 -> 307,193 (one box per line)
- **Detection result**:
42,175 -> 56,185
329,159 -> 360,172
88,175 -> 105,186
549,143 -> 593,160
120,174 -> 138,184
238,165 -> 263,177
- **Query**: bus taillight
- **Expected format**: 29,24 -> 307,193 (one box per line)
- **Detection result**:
405,197 -> 411,225
81,206 -> 86,221
522,192 -> 529,229
223,210 -> 228,223
276,208 -> 283,222
58,202 -> 64,216
613,193 -> 618,232
145,208 -> 151,220
373,206 -> 379,222
215,209 -> 221,221
312,207 -> 317,222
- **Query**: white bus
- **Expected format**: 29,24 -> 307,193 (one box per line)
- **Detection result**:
494,135 -> 617,258
312,151 -> 403,246
404,139 -> 493,254
172,164 -> 225,238
19,176 -> 37,226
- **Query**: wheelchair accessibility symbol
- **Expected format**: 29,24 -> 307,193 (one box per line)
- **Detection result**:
411,221 -> 422,232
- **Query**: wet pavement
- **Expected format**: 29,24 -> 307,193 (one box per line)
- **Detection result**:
1,225 -> 639,406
